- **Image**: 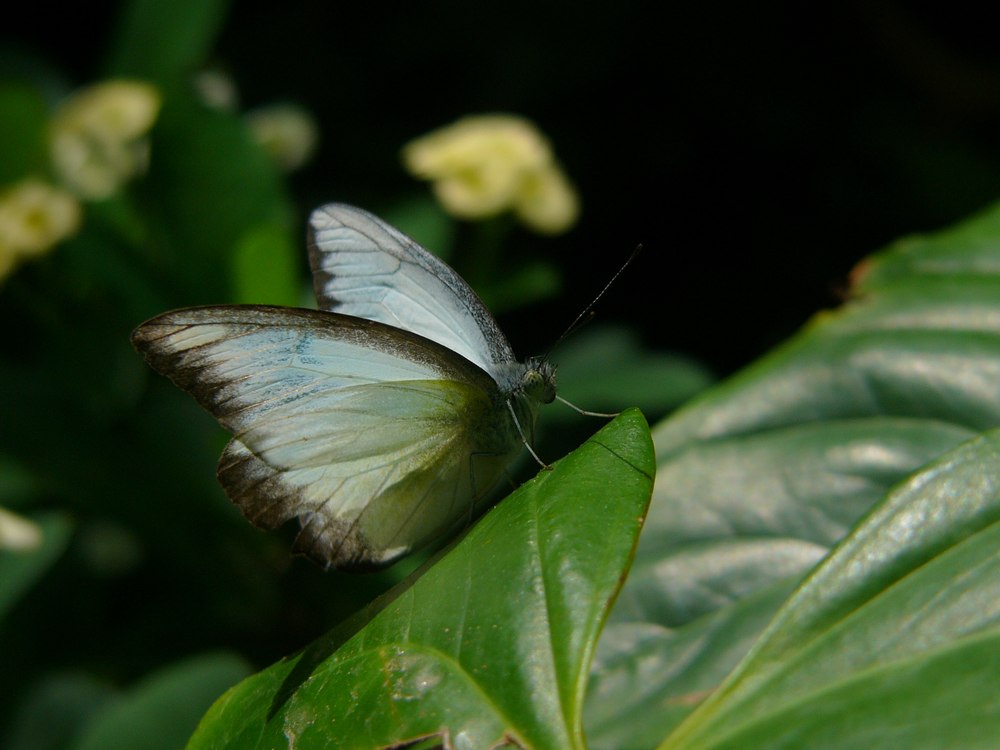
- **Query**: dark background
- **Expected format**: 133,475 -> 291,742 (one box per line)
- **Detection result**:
11,1 -> 1000,376
4,1 -> 1000,722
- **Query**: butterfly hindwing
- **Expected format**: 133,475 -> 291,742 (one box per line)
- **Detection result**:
308,203 -> 518,383
132,305 -> 520,570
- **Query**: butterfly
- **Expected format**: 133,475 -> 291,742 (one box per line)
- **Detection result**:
131,204 -> 557,571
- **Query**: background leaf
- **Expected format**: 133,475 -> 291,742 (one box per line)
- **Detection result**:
69,653 -> 251,750
2,672 -> 117,750
3,655 -> 250,750
138,95 -> 295,306
0,84 -> 49,183
659,430 -> 1000,750
554,325 -> 715,424
105,0 -> 232,86
230,222 -> 302,307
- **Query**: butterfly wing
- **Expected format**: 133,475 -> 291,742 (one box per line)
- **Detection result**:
131,305 -> 520,570
308,203 -> 518,385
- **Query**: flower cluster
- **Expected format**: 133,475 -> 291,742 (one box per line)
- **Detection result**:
402,115 -> 579,235
0,80 -> 160,281
244,104 -> 319,172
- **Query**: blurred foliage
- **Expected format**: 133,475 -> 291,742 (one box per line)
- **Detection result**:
2,1 -> 1000,748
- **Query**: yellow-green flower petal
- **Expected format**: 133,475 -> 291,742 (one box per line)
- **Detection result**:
402,114 -> 579,234
194,69 -> 240,112
50,80 -> 160,200
0,506 -> 43,552
404,115 -> 550,178
514,164 -> 580,235
245,103 -> 319,172
0,178 -> 81,280
53,80 -> 160,140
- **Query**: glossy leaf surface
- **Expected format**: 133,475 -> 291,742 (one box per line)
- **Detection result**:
188,410 -> 654,750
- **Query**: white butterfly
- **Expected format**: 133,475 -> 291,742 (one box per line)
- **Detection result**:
132,204 -> 556,571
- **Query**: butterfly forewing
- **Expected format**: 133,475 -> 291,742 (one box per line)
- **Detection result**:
308,204 -> 518,384
132,305 -> 520,570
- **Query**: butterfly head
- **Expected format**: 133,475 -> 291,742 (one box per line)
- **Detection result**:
522,357 -> 557,405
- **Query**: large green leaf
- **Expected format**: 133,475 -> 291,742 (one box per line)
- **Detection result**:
658,430 -> 1000,750
852,198 -> 1000,286
186,409 -> 654,750
586,580 -> 799,750
620,419 -> 974,628
593,200 -> 1000,747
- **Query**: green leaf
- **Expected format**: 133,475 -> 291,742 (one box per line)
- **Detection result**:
553,325 -> 714,422
479,258 -> 562,313
230,222 -> 302,307
186,409 -> 654,750
140,95 -> 293,303
0,455 -> 45,507
3,673 -> 117,750
586,580 -> 799,750
70,653 -> 252,750
105,0 -> 232,85
659,430 -> 1000,750
0,84 -> 49,184
652,275 -> 1000,457
623,419 -> 975,628
852,197 -> 1000,287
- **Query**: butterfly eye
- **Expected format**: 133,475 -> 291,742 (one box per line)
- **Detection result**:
522,361 -> 557,404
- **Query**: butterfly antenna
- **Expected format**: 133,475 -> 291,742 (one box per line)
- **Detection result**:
544,244 -> 643,360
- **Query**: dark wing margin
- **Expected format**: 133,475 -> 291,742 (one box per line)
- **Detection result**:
218,439 -> 381,571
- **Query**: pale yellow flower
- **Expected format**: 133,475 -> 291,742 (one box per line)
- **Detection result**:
0,506 -> 43,552
0,178 -> 82,280
245,103 -> 319,172
402,115 -> 579,234
193,69 -> 240,112
50,80 -> 161,200
513,163 -> 580,235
